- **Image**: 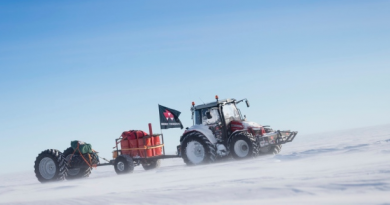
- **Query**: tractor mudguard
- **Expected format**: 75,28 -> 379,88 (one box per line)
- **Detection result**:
241,121 -> 262,129
180,124 -> 217,144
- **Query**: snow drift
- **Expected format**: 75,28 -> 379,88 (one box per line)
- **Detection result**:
0,124 -> 389,205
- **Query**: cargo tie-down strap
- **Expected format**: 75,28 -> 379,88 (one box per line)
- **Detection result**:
120,144 -> 165,151
69,143 -> 97,168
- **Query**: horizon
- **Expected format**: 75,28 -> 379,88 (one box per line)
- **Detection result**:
0,0 -> 389,174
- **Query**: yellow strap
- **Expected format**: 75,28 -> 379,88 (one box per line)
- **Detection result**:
120,144 -> 164,151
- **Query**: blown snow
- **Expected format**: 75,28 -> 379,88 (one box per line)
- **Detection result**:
1,125 -> 390,205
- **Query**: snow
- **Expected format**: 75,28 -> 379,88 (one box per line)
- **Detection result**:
242,121 -> 262,128
1,124 -> 390,205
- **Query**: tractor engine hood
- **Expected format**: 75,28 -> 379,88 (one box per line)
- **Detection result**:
242,121 -> 262,129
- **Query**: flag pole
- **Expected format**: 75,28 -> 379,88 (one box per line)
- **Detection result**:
160,126 -> 166,156
158,104 -> 166,156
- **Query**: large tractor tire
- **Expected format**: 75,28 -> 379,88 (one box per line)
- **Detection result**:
228,132 -> 259,159
142,159 -> 161,170
34,149 -> 67,183
259,145 -> 282,155
114,155 -> 134,174
63,147 -> 98,180
181,131 -> 216,165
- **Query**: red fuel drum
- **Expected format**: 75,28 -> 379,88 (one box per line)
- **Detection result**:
120,130 -> 148,157
120,130 -> 162,158
138,136 -> 153,158
152,135 -> 162,156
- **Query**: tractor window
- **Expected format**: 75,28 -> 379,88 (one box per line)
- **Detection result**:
222,103 -> 241,125
202,108 -> 221,125
195,110 -> 202,124
194,108 -> 220,125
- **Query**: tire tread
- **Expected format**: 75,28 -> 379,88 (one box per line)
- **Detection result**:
181,132 -> 216,165
34,149 -> 66,183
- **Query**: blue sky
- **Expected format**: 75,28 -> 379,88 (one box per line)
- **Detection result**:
0,0 -> 389,174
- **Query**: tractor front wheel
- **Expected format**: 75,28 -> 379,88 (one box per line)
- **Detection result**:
259,145 -> 282,155
229,132 -> 258,159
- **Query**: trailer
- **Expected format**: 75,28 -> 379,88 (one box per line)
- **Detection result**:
105,123 -> 180,174
34,123 -> 180,183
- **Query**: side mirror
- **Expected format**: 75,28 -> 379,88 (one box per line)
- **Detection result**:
206,111 -> 212,119
246,100 -> 250,107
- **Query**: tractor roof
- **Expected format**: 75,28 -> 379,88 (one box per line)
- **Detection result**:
193,98 -> 236,110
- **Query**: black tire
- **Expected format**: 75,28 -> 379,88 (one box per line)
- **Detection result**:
259,145 -> 282,155
181,131 -> 216,165
64,147 -> 98,180
114,155 -> 134,174
228,132 -> 259,159
142,159 -> 161,170
271,145 -> 282,154
34,149 -> 67,183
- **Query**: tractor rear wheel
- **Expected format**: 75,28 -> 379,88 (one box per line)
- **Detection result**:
34,149 -> 66,183
114,155 -> 134,174
63,147 -> 97,180
229,132 -> 258,159
181,132 -> 216,165
142,159 -> 161,170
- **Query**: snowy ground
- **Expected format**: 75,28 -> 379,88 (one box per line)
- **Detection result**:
1,124 -> 390,205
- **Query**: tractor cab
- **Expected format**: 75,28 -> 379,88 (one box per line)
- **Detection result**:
191,97 -> 250,142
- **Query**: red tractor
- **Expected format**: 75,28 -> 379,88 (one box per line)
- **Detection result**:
178,96 -> 297,165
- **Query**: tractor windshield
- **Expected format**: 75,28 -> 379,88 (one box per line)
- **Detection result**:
222,103 -> 241,125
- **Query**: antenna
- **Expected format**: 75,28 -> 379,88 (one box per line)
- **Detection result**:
199,97 -> 205,105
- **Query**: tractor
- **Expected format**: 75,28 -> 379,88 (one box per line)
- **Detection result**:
178,96 -> 297,165
33,96 -> 297,183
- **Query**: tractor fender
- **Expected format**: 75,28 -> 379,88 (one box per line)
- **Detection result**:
242,121 -> 262,129
230,129 -> 246,136
180,124 -> 217,144
228,130 -> 245,142
228,121 -> 261,143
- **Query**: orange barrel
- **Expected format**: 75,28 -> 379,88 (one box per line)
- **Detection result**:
153,135 -> 162,156
121,131 -> 136,156
138,137 -> 153,158
120,137 -> 131,156
129,139 -> 139,157
145,137 -> 153,157
120,130 -> 149,157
